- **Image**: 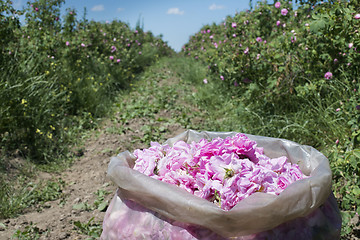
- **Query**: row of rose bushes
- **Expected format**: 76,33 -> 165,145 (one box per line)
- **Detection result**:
183,1 -> 359,113
0,0 -> 173,162
182,0 -> 359,237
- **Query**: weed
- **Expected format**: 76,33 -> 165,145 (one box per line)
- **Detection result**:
12,222 -> 47,240
72,189 -> 111,212
73,217 -> 102,239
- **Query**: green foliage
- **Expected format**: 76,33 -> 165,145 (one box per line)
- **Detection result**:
12,222 -> 45,240
73,217 -> 102,239
72,189 -> 111,212
0,0 -> 21,57
183,1 -> 359,118
93,189 -> 111,212
0,0 -> 173,163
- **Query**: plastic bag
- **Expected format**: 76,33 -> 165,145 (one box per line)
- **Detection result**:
101,130 -> 342,239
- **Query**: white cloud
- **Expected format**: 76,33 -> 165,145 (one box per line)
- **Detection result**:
209,4 -> 225,10
117,8 -> 124,12
167,8 -> 184,15
91,5 -> 104,12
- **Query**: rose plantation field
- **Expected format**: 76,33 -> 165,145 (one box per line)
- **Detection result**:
0,0 -> 359,239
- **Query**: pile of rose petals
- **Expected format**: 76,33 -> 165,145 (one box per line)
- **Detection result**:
133,133 -> 307,210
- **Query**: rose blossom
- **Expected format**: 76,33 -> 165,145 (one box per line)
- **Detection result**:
244,47 -> 249,54
281,9 -> 288,16
324,72 -> 333,79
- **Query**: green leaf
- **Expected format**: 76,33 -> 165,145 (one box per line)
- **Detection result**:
73,220 -> 82,229
349,156 -> 358,169
353,149 -> 360,159
72,203 -> 87,210
353,187 -> 360,196
273,54 -> 281,60
346,149 -> 360,169
340,211 -> 351,223
310,19 -> 326,33
97,201 -> 108,212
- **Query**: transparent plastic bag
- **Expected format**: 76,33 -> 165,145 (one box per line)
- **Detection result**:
101,130 -> 342,239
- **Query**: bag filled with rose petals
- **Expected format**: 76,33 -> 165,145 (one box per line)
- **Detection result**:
101,130 -> 341,240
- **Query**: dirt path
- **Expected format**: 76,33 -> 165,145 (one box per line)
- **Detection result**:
0,60 -> 192,239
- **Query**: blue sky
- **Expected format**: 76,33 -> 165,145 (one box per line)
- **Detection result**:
13,0 -> 256,52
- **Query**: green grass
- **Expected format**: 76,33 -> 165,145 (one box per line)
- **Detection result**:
0,175 -> 65,219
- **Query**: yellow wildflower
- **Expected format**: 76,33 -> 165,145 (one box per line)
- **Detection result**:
47,132 -> 52,139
